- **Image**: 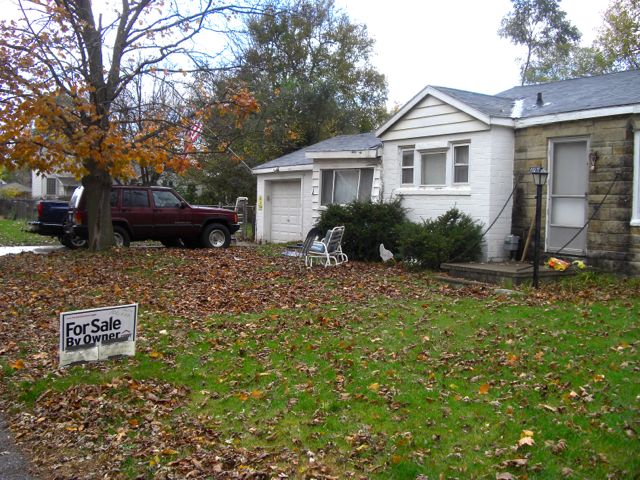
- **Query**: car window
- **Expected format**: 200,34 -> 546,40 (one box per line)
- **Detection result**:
152,190 -> 182,208
110,190 -> 118,207
122,189 -> 149,207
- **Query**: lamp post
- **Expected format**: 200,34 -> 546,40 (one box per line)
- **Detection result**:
530,166 -> 549,288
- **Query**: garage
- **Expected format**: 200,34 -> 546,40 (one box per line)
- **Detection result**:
269,180 -> 302,242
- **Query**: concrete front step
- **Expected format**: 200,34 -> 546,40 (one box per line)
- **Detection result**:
440,262 -> 575,287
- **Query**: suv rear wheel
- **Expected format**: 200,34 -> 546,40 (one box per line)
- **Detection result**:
201,223 -> 231,248
60,234 -> 87,249
113,226 -> 131,247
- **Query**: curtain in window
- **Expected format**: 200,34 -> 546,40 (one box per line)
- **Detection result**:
421,152 -> 446,185
358,169 -> 374,201
334,170 -> 359,204
321,170 -> 334,206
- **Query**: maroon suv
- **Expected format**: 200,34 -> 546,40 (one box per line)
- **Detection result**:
68,186 -> 239,248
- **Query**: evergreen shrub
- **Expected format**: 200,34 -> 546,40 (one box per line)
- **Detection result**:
397,208 -> 483,269
315,200 -> 406,261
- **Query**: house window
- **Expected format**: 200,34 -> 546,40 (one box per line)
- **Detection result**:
401,149 -> 414,184
453,145 -> 469,183
46,177 -> 57,196
632,130 -> 640,226
421,151 -> 447,185
321,168 -> 374,206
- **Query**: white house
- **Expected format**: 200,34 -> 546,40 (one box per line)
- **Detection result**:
253,91 -> 515,261
253,70 -> 640,271
31,171 -> 80,199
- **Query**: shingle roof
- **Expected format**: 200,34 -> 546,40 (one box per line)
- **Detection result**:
252,146 -> 313,171
253,132 -> 381,171
432,86 -> 515,118
497,69 -> 640,118
305,132 -> 382,152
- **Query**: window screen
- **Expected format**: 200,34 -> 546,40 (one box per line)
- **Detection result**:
453,145 -> 469,183
401,150 -> 414,184
46,178 -> 57,196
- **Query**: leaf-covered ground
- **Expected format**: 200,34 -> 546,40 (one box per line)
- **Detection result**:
0,246 -> 639,479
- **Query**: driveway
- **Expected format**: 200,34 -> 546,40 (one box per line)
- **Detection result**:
0,246 -> 65,256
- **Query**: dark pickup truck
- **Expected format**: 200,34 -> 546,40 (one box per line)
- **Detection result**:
28,199 -> 87,248
67,185 -> 239,248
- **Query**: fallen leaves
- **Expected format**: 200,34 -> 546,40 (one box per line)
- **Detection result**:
0,248 -> 638,479
9,359 -> 25,370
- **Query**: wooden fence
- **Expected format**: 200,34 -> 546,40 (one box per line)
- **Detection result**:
0,198 -> 37,221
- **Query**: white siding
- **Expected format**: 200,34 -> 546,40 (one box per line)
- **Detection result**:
382,96 -> 489,142
31,171 -> 45,198
381,119 -> 514,261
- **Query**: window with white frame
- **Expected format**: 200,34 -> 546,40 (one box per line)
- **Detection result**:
453,144 -> 469,183
321,168 -> 374,206
402,142 -> 470,188
421,150 -> 447,185
401,149 -> 414,184
46,177 -> 57,196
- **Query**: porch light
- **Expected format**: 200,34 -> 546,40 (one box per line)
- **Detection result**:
529,166 -> 548,186
529,166 -> 548,288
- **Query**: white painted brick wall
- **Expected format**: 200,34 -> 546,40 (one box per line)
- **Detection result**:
381,127 -> 514,261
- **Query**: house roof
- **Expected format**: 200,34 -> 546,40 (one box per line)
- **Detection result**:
497,69 -> 640,118
431,87 -> 515,118
253,132 -> 381,171
0,182 -> 31,193
57,176 -> 80,187
378,69 -> 640,136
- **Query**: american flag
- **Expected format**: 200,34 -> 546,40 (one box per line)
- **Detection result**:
186,121 -> 203,143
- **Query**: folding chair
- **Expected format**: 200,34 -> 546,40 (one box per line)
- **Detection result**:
302,226 -> 348,267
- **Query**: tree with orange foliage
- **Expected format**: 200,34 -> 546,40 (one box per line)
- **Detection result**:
0,0 -> 261,250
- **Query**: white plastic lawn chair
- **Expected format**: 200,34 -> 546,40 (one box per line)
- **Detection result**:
302,226 -> 348,267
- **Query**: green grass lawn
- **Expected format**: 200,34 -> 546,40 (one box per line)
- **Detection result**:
0,218 -> 58,246
0,247 -> 638,479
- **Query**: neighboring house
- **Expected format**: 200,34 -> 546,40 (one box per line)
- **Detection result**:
253,70 -> 640,274
31,172 -> 80,199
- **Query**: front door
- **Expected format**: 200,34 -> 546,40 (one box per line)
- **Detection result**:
547,139 -> 589,255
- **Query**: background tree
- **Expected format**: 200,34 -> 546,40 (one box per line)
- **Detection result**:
498,0 -> 581,84
0,0 -> 262,250
190,0 -> 388,204
595,0 -> 640,70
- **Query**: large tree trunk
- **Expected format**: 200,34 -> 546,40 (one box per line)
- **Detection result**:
82,167 -> 114,251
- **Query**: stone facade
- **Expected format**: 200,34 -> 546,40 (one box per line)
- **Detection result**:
512,114 -> 640,275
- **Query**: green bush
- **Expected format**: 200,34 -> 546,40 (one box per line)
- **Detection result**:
315,200 -> 406,261
397,208 -> 483,270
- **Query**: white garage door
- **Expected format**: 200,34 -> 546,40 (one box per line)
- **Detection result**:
270,180 -> 302,243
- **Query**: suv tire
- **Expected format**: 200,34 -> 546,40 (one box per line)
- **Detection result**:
60,234 -> 87,249
201,223 -> 231,248
113,226 -> 131,247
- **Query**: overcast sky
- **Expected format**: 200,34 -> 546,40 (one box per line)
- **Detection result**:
0,0 -> 611,108
334,0 -> 611,107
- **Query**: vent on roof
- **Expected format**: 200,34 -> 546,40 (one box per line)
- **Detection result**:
536,92 -> 543,107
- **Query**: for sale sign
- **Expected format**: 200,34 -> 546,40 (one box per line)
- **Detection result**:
59,304 -> 137,367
